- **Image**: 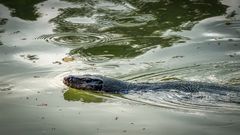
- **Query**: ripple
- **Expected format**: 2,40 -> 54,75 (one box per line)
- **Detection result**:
69,35 -> 184,62
65,16 -> 97,24
121,61 -> 240,84
0,69 -> 67,96
122,61 -> 240,112
37,33 -> 114,46
0,83 -> 13,92
82,55 -> 113,63
126,89 -> 240,112
113,14 -> 156,27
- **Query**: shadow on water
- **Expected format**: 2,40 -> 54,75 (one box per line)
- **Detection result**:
39,0 -> 227,61
0,0 -> 46,21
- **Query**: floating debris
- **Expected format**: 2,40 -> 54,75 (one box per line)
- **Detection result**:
62,56 -> 74,62
33,75 -> 40,78
20,54 -> 39,61
13,31 -> 20,34
52,61 -> 62,65
172,56 -> 184,58
37,103 -> 48,106
27,54 -> 39,60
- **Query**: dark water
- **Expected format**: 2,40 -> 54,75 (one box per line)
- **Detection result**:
0,0 -> 240,135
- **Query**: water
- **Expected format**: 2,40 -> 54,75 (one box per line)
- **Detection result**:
0,0 -> 240,134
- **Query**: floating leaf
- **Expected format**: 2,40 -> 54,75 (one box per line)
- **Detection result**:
62,56 -> 74,62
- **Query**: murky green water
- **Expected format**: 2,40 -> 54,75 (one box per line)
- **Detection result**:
0,0 -> 240,134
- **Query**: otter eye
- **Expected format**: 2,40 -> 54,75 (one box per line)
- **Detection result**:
69,77 -> 76,82
83,78 -> 91,83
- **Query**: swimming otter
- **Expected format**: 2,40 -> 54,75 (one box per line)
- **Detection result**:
63,74 -> 239,94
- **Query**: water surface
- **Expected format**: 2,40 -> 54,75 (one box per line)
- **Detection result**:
0,0 -> 240,135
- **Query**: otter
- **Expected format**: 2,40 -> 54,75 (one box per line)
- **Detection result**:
63,74 -> 239,94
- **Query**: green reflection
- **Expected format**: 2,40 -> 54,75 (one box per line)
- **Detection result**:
71,44 -> 141,59
0,0 -> 46,21
47,0 -> 227,61
54,0 -> 227,33
63,88 -> 106,103
70,35 -> 184,58
122,0 -> 227,33
0,18 -> 8,46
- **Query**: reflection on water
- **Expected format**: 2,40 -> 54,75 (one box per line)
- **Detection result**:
1,0 -> 240,134
0,18 -> 7,45
69,35 -> 184,60
42,0 -> 227,61
64,88 -> 106,103
0,0 -> 46,21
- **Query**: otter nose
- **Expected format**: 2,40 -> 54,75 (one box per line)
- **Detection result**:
63,76 -> 69,85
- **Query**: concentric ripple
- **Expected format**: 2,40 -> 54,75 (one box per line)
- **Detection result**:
37,33 -> 115,46
69,35 -> 184,62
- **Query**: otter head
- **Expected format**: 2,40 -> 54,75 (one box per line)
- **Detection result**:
63,75 -> 103,91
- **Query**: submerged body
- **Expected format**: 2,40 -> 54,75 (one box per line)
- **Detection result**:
63,74 -> 239,93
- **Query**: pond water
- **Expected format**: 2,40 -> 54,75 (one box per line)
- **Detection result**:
0,0 -> 240,135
